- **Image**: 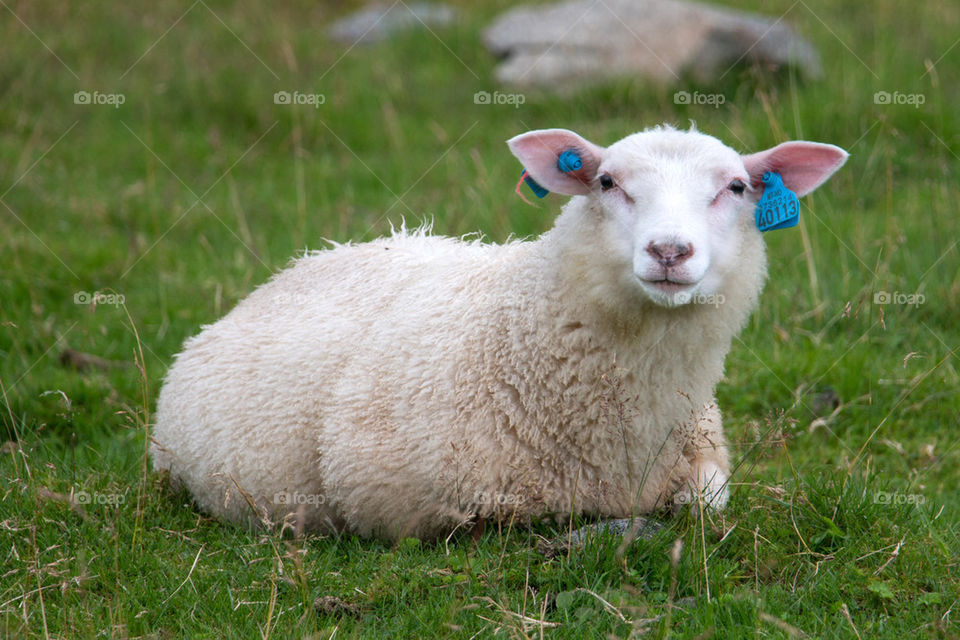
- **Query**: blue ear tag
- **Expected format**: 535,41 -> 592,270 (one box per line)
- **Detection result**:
557,149 -> 582,173
755,172 -> 800,232
519,149 -> 583,199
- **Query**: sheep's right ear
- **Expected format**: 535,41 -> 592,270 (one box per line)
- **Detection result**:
507,129 -> 605,196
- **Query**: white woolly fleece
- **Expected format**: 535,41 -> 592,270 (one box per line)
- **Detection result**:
152,126 -> 846,540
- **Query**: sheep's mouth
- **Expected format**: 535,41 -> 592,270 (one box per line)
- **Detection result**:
635,276 -> 705,307
642,278 -> 698,293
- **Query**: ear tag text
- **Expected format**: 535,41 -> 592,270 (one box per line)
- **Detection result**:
755,171 -> 800,232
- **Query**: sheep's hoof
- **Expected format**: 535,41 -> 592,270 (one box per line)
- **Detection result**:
537,517 -> 663,557
673,462 -> 729,514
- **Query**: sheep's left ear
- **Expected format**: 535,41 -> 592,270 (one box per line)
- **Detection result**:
507,128 -> 605,196
742,141 -> 848,197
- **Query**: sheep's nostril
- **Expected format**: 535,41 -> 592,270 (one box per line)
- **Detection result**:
647,242 -> 694,267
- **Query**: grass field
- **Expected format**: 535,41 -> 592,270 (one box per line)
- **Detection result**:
1,0 -> 958,637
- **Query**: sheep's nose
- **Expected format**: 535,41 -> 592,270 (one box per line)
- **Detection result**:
647,241 -> 693,267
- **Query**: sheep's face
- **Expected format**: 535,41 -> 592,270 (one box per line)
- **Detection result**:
508,126 -> 848,309
596,131 -> 750,307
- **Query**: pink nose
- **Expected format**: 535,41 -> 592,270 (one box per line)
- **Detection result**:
647,241 -> 693,267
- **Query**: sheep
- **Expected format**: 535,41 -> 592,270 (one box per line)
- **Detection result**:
151,125 -> 847,541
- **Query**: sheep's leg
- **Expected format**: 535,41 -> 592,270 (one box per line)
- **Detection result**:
672,401 -> 730,512
539,401 -> 731,555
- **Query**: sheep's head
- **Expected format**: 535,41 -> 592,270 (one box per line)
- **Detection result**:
508,126 -> 848,308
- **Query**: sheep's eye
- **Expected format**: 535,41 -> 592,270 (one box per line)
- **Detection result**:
729,179 -> 746,195
599,174 -> 615,191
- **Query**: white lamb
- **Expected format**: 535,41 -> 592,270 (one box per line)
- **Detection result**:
152,125 -> 847,540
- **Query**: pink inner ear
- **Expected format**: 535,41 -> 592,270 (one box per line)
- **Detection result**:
742,141 -> 849,197
507,129 -> 605,196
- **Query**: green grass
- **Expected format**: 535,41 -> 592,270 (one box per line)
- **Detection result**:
1,0 -> 958,637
